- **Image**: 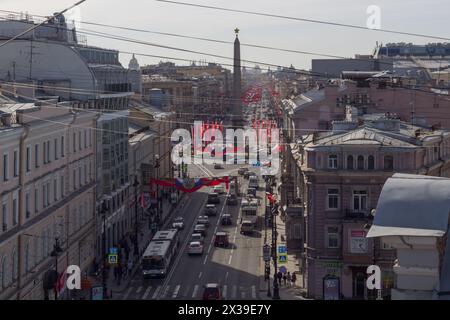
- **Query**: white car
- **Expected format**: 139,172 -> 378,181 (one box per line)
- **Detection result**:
172,217 -> 185,230
188,241 -> 204,255
213,185 -> 225,194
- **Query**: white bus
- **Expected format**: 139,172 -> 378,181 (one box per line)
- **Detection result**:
142,229 -> 180,278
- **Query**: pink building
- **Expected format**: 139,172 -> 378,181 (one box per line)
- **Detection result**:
283,114 -> 450,299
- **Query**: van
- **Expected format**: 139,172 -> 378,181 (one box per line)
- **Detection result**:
207,192 -> 220,204
240,220 -> 254,235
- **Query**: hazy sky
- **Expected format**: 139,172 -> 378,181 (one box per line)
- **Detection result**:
1,0 -> 449,71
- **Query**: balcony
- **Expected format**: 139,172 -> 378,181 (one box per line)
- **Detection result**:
344,209 -> 373,221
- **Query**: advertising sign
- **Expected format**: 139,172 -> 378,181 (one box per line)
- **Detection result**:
350,230 -> 368,253
323,276 -> 340,300
91,286 -> 104,300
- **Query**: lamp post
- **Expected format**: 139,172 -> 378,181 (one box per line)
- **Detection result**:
50,232 -> 63,300
99,201 -> 108,300
133,176 -> 140,256
271,200 -> 280,300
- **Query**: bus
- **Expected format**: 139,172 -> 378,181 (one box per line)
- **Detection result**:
142,229 -> 180,278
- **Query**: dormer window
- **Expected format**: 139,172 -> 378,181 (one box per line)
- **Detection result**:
328,155 -> 338,169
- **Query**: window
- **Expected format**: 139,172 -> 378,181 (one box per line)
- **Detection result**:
79,131 -> 82,150
73,169 -> 77,190
3,153 -> 9,181
353,190 -> 368,212
61,136 -> 65,157
25,192 -> 30,218
84,130 -> 87,148
347,155 -> 354,170
12,197 -> 17,225
328,155 -> 338,169
73,132 -> 76,152
326,226 -> 340,248
54,178 -> 58,201
61,176 -> 65,198
79,167 -> 82,187
43,184 -> 47,208
35,188 -> 39,213
368,155 -> 375,170
35,144 -> 39,168
24,241 -> 30,272
12,249 -> 17,280
43,142 -> 46,164
357,155 -> 364,170
384,155 -> 393,170
381,239 -> 395,250
1,256 -> 8,288
13,150 -> 18,177
327,188 -> 339,210
2,203 -> 7,231
26,146 -> 31,172
46,141 -> 51,163
54,139 -> 58,160
47,182 -> 50,206
84,164 -> 87,184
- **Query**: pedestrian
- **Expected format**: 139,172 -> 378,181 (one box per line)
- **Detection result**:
127,259 -> 133,276
283,273 -> 287,286
277,271 -> 283,285
291,273 -> 297,287
287,272 -> 292,287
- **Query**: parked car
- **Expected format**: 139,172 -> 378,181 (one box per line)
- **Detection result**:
202,283 -> 223,300
207,192 -> 220,204
226,194 -> 238,206
197,216 -> 210,227
194,224 -> 207,237
214,163 -> 224,169
221,214 -> 232,226
187,241 -> 204,255
214,232 -> 230,247
190,233 -> 205,245
238,167 -> 249,175
171,217 -> 185,230
213,185 -> 225,194
204,204 -> 218,216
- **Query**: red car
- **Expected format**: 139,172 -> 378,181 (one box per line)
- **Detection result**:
202,283 -> 223,300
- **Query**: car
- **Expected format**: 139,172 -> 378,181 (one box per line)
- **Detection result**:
190,233 -> 205,245
213,185 -> 225,194
221,214 -> 232,226
243,171 -> 254,179
204,204 -> 218,216
214,163 -> 224,169
202,283 -> 223,300
171,217 -> 185,230
214,232 -> 230,247
226,194 -> 238,206
240,220 -> 255,235
187,241 -> 204,255
194,224 -> 207,237
207,192 -> 220,204
238,167 -> 249,175
197,216 -> 210,227
247,187 -> 257,197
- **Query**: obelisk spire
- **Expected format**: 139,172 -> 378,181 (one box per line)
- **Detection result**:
232,27 -> 243,128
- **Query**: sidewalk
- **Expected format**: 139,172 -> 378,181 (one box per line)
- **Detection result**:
106,194 -> 189,296
258,187 -> 309,300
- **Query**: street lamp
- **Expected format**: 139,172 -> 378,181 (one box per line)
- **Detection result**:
133,176 -> 140,256
99,201 -> 109,300
50,232 -> 63,300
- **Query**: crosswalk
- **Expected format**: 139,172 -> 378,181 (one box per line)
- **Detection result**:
116,284 -> 259,300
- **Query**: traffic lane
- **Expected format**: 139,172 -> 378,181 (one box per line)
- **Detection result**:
129,191 -> 208,299
163,189 -> 227,299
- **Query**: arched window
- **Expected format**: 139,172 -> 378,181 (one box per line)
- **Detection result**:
357,156 -> 365,170
1,255 -> 7,289
368,155 -> 375,170
384,155 -> 394,170
347,155 -> 354,170
11,249 -> 17,280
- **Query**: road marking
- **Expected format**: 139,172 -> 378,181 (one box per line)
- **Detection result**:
162,285 -> 170,298
192,285 -> 199,298
142,286 -> 152,300
252,286 -> 256,299
123,287 -> 133,300
225,271 -> 229,279
152,286 -> 161,300
203,254 -> 209,265
223,285 -> 227,299
232,285 -> 237,299
228,254 -> 232,265
172,285 -> 180,298
207,244 -> 212,254
198,272 -> 203,279
136,286 -> 142,294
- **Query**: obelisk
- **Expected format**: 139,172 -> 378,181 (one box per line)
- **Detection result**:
232,28 -> 243,128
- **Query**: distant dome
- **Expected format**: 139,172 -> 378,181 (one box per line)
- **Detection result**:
128,54 -> 140,71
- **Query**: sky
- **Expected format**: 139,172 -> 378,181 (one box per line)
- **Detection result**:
1,0 -> 449,71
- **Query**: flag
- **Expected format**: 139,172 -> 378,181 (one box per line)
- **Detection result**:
266,192 -> 277,204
